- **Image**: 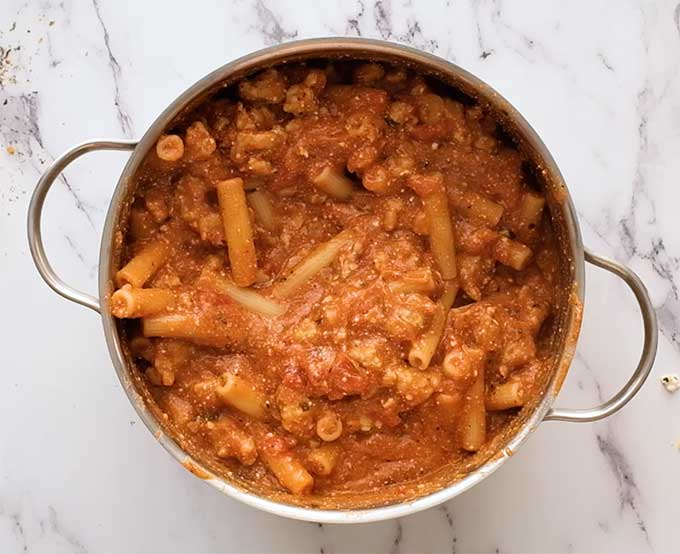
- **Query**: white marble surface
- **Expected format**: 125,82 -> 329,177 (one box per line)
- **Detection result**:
1,1 -> 679,552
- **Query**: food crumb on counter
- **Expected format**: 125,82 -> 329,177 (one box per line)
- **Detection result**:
6,146 -> 15,155
661,374 -> 680,393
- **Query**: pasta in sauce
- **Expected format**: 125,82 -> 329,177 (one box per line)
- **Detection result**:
112,61 -> 561,502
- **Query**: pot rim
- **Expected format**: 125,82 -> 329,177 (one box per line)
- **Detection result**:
98,37 -> 586,523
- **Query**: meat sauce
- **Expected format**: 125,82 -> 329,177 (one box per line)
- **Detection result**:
112,61 -> 561,502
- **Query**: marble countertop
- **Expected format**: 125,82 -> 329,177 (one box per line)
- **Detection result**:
2,1 -> 679,552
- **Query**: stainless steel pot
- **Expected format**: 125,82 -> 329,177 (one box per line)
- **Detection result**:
27,38 -> 658,523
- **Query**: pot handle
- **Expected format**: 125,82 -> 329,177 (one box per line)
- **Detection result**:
27,140 -> 138,313
544,249 -> 658,422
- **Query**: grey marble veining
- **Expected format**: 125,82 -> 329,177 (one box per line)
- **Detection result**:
1,1 -> 679,552
91,0 -> 134,138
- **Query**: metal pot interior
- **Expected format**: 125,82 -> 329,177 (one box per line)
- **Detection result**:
99,38 -> 585,516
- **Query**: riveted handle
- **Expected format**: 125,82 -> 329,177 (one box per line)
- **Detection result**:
544,249 -> 658,422
27,140 -> 137,313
